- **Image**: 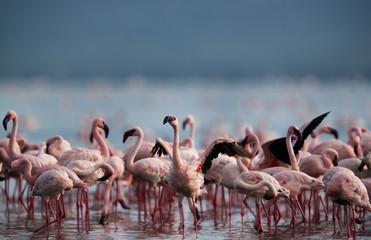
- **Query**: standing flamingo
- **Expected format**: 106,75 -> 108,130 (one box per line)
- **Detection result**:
160,115 -> 252,238
122,126 -> 170,225
221,131 -> 260,231
299,148 -> 339,178
30,169 -> 73,232
326,170 -> 371,238
234,170 -> 290,233
306,125 -> 339,152
58,118 -> 110,166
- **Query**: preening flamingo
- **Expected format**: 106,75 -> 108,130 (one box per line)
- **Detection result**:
234,170 -> 290,233
338,151 -> 371,179
299,148 -> 339,178
306,125 -> 339,152
160,115 -> 252,237
45,135 -> 72,160
30,169 -> 73,232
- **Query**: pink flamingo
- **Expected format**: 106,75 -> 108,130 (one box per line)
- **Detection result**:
306,125 -> 338,152
45,135 -> 72,160
338,151 -> 371,179
221,131 -> 260,231
326,170 -> 371,238
3,110 -> 58,174
122,126 -> 170,225
161,115 -> 252,238
234,170 -> 290,233
58,118 -> 110,166
30,169 -> 73,232
299,148 -> 338,178
99,155 -> 125,225
256,112 -> 330,170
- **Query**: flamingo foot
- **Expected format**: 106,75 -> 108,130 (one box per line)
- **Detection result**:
119,200 -> 131,209
99,214 -> 109,225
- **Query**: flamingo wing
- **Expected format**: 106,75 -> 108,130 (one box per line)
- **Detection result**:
199,137 -> 252,174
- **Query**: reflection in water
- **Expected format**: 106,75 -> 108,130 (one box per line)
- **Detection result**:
1,179 -> 371,240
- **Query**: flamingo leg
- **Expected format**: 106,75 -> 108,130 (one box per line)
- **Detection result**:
192,198 -> 199,238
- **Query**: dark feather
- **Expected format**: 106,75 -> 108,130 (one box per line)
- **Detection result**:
201,138 -> 252,174
293,111 -> 330,153
2,114 -> 10,131
268,112 -> 330,166
150,140 -> 168,157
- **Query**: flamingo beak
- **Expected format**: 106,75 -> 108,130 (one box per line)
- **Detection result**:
123,128 -> 136,143
103,123 -> 109,138
182,118 -> 190,130
330,128 -> 339,139
293,127 -> 302,142
89,131 -> 94,143
3,114 -> 10,131
163,116 -> 175,125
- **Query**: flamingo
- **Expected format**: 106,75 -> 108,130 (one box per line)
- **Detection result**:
256,112 -> 330,170
299,148 -> 339,178
346,126 -> 363,157
262,125 -> 325,230
326,170 -> 371,238
45,135 -> 72,160
338,151 -> 371,179
58,118 -> 110,166
234,170 -> 290,233
306,125 -> 339,152
30,169 -> 73,232
99,155 -> 125,225
309,126 -> 359,161
122,126 -> 170,225
3,110 -> 58,174
160,115 -> 252,237
221,131 -> 260,231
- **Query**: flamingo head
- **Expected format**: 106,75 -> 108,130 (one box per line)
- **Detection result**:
3,110 -> 16,131
163,116 -> 177,125
123,128 -> 137,143
182,115 -> 194,130
329,127 -> 339,139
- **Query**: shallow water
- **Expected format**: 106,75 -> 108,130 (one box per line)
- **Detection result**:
1,180 -> 371,240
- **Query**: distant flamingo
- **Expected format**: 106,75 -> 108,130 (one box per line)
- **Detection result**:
338,151 -> 371,179
161,115 -> 252,238
326,170 -> 371,238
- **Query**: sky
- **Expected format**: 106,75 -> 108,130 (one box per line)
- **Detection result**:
1,0 -> 371,80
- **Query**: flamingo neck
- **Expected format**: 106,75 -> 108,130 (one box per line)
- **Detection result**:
18,160 -> 36,185
321,149 -> 335,169
237,157 -> 250,172
93,127 -> 109,158
286,132 -> 299,171
9,116 -> 22,160
190,122 -> 195,142
171,123 -> 183,169
125,130 -> 143,173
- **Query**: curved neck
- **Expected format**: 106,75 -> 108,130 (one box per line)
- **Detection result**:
9,116 -> 21,160
93,127 -> 109,158
125,130 -> 143,172
237,157 -> 250,172
287,131 -> 299,171
14,159 -> 36,185
238,180 -> 277,200
321,149 -> 336,168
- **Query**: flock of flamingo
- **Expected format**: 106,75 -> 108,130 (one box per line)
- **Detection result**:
1,109 -> 371,238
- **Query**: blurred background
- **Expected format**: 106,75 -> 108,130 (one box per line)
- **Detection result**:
0,0 -> 371,149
